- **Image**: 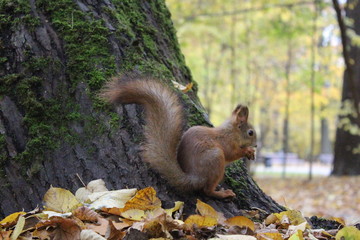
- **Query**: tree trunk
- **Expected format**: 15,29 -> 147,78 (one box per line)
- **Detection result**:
332,0 -> 360,175
0,0 -> 283,217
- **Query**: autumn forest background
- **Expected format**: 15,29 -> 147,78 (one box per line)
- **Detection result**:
167,0 -> 341,163
165,0 -> 360,223
0,0 -> 359,235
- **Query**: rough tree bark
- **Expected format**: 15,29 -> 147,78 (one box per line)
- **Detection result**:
0,0 -> 283,217
332,0 -> 360,175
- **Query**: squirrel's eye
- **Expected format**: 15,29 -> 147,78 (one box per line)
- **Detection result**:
247,129 -> 254,136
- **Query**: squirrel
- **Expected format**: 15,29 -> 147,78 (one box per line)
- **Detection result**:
101,74 -> 257,199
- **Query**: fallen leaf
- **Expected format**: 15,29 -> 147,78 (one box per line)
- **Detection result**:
185,215 -> 217,228
106,221 -> 126,240
172,80 -> 193,93
257,232 -> 283,240
73,206 -> 100,222
33,228 -> 52,240
196,199 -> 220,220
87,179 -> 108,192
88,188 -> 137,209
331,217 -> 346,226
43,187 -> 82,213
80,229 -> 106,240
264,213 -> 278,225
121,209 -> 146,221
288,230 -> 304,240
36,216 -> 81,240
42,211 -> 72,218
86,217 -> 109,236
335,226 -> 360,240
225,216 -> 255,232
10,215 -> 25,240
164,201 -> 184,217
210,235 -> 257,240
122,187 -> 161,212
111,221 -> 131,230
143,218 -> 167,239
274,210 -> 306,226
0,230 -> 12,240
0,211 -> 26,228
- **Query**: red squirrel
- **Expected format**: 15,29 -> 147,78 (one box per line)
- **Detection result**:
101,75 -> 257,199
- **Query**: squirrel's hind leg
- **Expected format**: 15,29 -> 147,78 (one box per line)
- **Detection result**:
202,155 -> 236,199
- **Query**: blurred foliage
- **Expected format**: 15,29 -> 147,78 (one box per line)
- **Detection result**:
166,0 -> 342,159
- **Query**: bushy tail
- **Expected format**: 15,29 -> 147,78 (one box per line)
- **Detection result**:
101,75 -> 203,191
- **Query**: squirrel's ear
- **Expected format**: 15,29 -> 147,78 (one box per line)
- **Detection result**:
232,105 -> 249,125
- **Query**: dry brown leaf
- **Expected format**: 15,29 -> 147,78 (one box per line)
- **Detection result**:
73,206 -> 100,222
107,221 -> 126,240
35,216 -> 81,240
0,230 -> 12,240
111,221 -> 131,230
101,207 -> 122,216
32,228 -> 51,240
86,217 -> 109,236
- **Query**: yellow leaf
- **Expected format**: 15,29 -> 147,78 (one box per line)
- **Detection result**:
289,230 -> 304,240
257,232 -> 283,240
0,211 -> 26,228
121,209 -> 146,221
225,216 -> 255,232
335,226 -> 360,240
185,215 -> 217,228
331,217 -> 346,226
172,80 -> 194,93
122,187 -> 161,212
196,199 -> 219,220
164,201 -> 184,216
264,213 -> 278,225
43,186 -> 82,213
274,210 -> 306,226
10,215 -> 25,240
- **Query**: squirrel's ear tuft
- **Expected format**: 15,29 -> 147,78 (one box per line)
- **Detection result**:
232,105 -> 249,125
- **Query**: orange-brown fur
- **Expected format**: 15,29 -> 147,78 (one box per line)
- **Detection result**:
101,75 -> 257,199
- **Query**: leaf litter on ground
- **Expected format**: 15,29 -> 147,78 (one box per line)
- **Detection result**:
0,178 -> 359,240
254,176 -> 360,225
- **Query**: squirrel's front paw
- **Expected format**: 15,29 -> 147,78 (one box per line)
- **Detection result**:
243,147 -> 255,160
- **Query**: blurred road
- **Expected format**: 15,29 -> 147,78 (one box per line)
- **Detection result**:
253,163 -> 332,176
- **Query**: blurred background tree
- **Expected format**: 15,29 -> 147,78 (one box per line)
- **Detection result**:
166,0 -> 346,171
332,0 -> 360,175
